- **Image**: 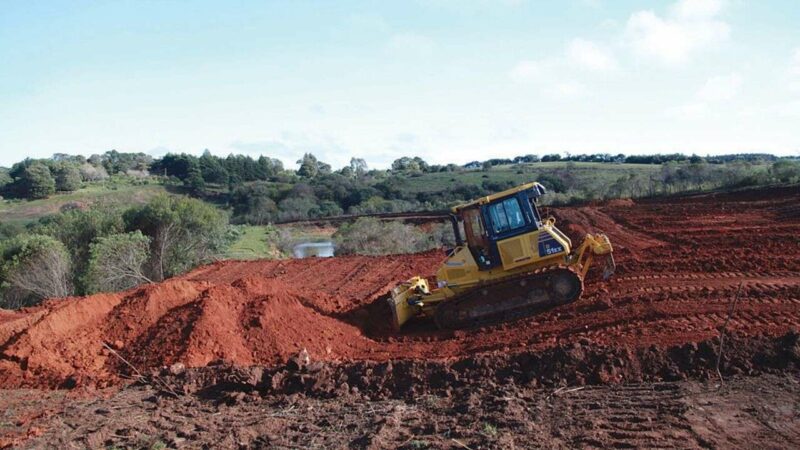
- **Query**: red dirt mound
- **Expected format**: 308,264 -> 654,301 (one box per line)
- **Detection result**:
1,186 -> 799,389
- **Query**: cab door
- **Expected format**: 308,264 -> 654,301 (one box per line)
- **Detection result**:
483,194 -> 541,270
461,207 -> 495,269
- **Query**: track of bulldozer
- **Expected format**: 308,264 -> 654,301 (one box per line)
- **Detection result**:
433,265 -> 584,329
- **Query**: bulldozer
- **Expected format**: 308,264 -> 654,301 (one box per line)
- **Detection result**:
385,181 -> 615,330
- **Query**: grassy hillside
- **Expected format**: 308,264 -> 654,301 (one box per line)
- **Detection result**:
392,162 -> 663,195
0,182 -> 171,226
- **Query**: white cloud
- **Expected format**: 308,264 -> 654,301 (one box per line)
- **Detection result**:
696,73 -> 741,101
566,38 -> 617,71
665,102 -> 708,119
510,39 -> 613,98
348,13 -> 391,33
551,81 -> 588,99
670,0 -> 726,19
387,32 -> 435,56
510,38 -> 615,84
791,48 -> 800,76
667,72 -> 741,118
509,59 -> 551,82
624,0 -> 729,66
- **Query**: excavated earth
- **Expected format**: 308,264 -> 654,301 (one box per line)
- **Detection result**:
1,185 -> 800,448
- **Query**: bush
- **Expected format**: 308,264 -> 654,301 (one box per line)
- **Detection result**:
771,160 -> 800,183
0,234 -> 72,307
31,204 -> 125,294
333,217 -> 439,255
54,163 -> 82,191
86,231 -> 152,293
123,195 -> 230,281
231,182 -> 283,224
20,163 -> 56,199
277,196 -> 318,222
79,163 -> 109,181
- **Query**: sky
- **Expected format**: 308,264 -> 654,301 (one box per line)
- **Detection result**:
1,0 -> 799,169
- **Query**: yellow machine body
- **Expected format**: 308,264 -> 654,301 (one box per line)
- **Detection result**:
386,182 -> 614,330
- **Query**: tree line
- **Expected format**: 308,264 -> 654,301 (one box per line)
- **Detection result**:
2,150 -> 799,226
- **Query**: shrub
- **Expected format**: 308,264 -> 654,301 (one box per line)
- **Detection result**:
333,217 -> 438,255
123,195 -> 230,281
20,163 -> 56,199
54,163 -> 82,191
31,204 -> 125,294
277,196 -> 318,222
0,234 -> 72,307
86,231 -> 152,293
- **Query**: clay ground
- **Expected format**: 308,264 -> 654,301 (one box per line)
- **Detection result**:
3,374 -> 799,449
1,185 -> 799,448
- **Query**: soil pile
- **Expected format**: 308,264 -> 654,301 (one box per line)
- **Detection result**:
0,185 -> 798,389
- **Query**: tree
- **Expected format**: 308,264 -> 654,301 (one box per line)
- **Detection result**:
54,163 -> 82,191
79,163 -> 109,181
391,156 -> 428,173
277,196 -> 318,222
123,195 -> 229,281
256,155 -> 283,179
231,182 -> 279,225
0,169 -> 12,191
86,231 -> 152,293
20,163 -> 56,199
199,150 -> 229,184
333,217 -> 431,255
184,164 -> 206,193
100,150 -> 152,174
349,157 -> 368,177
0,235 -> 72,306
297,153 -> 322,178
153,153 -> 197,179
541,154 -> 562,162
771,160 -> 800,183
31,205 -> 125,294
310,200 -> 343,218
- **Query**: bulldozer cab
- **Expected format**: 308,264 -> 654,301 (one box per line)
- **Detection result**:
453,182 -> 547,270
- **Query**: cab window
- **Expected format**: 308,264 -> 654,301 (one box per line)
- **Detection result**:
462,208 -> 486,247
488,197 -> 526,234
528,196 -> 542,227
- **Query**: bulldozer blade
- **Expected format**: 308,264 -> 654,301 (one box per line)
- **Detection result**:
385,276 -> 429,331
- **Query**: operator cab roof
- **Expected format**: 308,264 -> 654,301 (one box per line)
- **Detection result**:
451,181 -> 547,213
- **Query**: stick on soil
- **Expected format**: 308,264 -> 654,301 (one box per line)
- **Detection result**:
716,281 -> 743,389
101,342 -> 181,398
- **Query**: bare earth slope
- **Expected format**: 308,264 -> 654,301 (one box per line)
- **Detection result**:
1,186 -> 799,390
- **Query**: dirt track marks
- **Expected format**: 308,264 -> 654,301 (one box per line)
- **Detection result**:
560,383 -> 698,449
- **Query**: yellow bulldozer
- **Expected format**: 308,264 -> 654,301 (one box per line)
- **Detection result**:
385,181 -> 615,330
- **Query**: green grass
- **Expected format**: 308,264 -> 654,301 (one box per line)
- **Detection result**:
224,224 -> 334,260
225,225 -> 279,260
0,183 -> 170,226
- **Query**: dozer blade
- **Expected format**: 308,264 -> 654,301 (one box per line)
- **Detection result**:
384,276 -> 430,331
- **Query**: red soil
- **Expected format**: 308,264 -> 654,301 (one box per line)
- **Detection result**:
1,186 -> 799,389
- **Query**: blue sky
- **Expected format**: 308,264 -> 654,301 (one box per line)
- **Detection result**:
1,0 -> 799,169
